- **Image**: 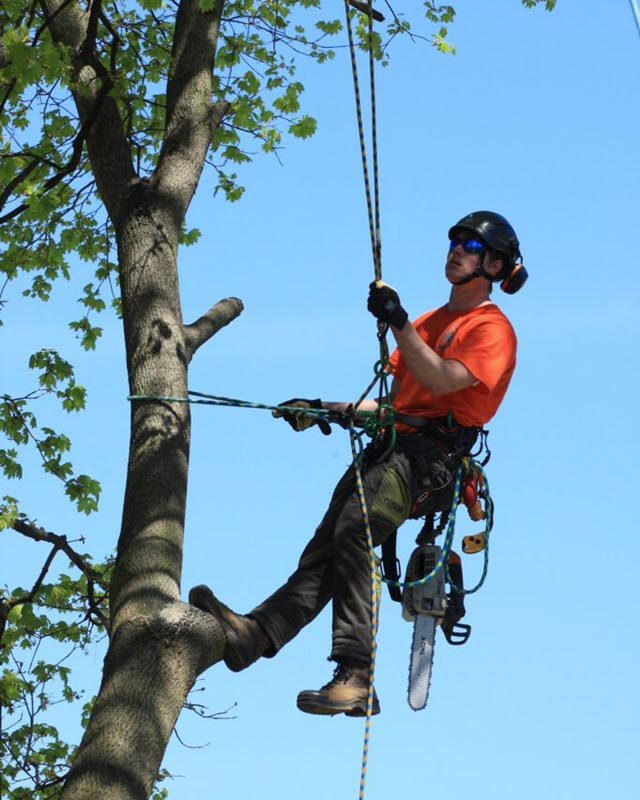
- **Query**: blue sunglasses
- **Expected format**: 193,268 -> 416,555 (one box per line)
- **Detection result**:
449,237 -> 485,255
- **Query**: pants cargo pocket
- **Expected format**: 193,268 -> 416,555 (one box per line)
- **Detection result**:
370,467 -> 411,529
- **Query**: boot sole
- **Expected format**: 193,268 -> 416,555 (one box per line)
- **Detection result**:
344,701 -> 380,717
296,693 -> 380,717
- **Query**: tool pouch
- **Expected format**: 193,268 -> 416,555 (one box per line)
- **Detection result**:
396,434 -> 457,519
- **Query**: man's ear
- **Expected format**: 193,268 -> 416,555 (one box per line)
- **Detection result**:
486,257 -> 503,279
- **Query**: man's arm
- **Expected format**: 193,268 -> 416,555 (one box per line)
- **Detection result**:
391,323 -> 477,396
274,382 -> 399,434
323,379 -> 399,415
367,280 -> 477,396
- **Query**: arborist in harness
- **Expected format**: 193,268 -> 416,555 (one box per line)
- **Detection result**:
189,210 -> 527,717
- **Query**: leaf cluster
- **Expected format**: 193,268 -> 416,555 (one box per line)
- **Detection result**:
0,531 -> 112,800
521,0 -> 556,9
1,348 -> 100,516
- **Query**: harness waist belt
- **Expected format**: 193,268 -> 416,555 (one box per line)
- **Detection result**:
396,413 -> 478,436
394,413 -> 481,459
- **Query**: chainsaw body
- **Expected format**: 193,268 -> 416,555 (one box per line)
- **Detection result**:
401,544 -> 447,622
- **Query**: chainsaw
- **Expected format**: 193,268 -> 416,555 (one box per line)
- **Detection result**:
383,467 -> 493,711
402,534 -> 471,710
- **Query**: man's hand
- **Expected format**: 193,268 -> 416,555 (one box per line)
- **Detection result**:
367,280 -> 409,330
272,398 -> 331,435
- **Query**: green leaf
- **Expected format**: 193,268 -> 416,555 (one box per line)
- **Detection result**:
65,474 -> 101,515
315,19 -> 342,35
0,496 -> 19,530
59,384 -> 87,413
179,227 -> 202,246
0,670 -> 22,704
28,350 -> 74,391
288,114 -> 317,140
0,449 -> 23,480
68,319 -> 103,350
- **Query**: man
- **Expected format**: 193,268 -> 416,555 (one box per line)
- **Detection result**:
190,210 -> 526,716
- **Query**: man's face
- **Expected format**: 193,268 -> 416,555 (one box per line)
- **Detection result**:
445,230 -> 486,284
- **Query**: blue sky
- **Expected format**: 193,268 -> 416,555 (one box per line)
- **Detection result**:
3,1 -> 640,799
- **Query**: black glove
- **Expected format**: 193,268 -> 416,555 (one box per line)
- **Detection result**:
272,398 -> 331,435
367,280 -> 408,330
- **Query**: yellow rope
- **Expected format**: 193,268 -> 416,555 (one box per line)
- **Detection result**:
343,2 -> 386,798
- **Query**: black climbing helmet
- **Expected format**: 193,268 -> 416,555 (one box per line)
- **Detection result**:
448,210 -> 528,294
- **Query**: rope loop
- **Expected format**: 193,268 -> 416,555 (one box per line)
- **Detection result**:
372,358 -> 392,379
445,463 -> 493,595
359,403 -> 395,441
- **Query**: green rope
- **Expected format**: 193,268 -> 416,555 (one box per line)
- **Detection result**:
128,390 -> 398,442
129,391 -> 332,417
447,464 -> 493,596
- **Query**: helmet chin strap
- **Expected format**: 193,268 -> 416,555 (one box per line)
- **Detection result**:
450,255 -> 495,287
451,267 -> 482,286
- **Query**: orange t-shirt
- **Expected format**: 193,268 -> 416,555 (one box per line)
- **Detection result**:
389,303 -> 517,428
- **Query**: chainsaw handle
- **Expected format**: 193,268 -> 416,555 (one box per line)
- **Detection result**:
442,622 -> 471,645
442,554 -> 470,645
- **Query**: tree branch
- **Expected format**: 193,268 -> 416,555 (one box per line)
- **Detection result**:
9,518 -> 110,631
153,0 -> 227,228
82,0 -> 102,54
0,542 -> 59,642
183,296 -> 244,361
27,543 -> 61,599
0,158 -> 40,214
0,80 -> 111,224
349,1 -> 385,22
12,518 -> 104,585
40,0 -> 136,226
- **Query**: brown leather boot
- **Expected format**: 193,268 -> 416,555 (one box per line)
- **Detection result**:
296,660 -> 380,717
188,584 -> 270,672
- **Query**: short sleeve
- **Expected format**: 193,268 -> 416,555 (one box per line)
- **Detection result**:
445,318 -> 517,394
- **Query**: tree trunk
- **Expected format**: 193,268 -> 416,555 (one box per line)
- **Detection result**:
60,196 -> 226,800
35,0 -> 238,795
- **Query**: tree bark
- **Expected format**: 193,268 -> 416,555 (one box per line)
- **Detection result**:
41,0 -> 136,225
59,607 -> 224,800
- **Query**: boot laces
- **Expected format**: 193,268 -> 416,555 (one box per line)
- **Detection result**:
323,659 -> 371,690
321,662 -> 353,690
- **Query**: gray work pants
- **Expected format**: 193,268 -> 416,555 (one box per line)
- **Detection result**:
251,444 -> 416,664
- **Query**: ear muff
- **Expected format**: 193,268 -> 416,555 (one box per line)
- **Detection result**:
500,262 -> 528,294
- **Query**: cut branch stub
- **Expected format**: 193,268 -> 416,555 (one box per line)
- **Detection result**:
184,297 -> 244,360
